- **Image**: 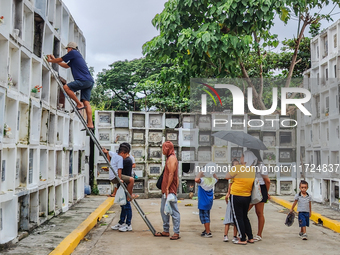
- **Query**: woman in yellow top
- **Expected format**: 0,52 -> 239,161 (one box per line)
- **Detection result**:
225,150 -> 256,245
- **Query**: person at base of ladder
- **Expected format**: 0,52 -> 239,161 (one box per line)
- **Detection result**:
47,42 -> 94,131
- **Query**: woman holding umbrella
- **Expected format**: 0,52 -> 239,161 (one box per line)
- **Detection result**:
225,150 -> 257,245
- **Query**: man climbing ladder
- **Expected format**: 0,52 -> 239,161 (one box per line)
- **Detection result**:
47,42 -> 95,131
43,49 -> 156,236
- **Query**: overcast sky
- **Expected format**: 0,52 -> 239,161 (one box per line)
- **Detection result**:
62,0 -> 168,76
62,0 -> 340,77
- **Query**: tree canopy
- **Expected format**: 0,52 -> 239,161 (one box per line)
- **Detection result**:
92,0 -> 340,113
142,0 -> 340,111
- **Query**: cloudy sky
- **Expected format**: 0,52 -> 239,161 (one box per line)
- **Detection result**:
62,0 -> 340,77
62,0 -> 168,75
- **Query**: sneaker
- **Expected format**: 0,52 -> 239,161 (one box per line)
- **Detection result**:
111,223 -> 125,230
299,232 -> 303,237
201,230 -> 206,237
223,235 -> 229,242
119,224 -> 133,232
302,233 -> 308,240
232,236 -> 238,243
203,232 -> 212,238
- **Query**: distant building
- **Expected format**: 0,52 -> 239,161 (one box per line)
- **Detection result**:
298,19 -> 340,208
0,0 -> 88,244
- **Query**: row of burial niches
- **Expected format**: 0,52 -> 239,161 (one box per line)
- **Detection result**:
96,126 -> 295,153
0,98 -> 85,147
0,41 -> 78,113
0,147 -> 86,194
0,0 -> 86,59
0,12 -> 84,111
96,111 -> 296,131
0,175 -> 85,243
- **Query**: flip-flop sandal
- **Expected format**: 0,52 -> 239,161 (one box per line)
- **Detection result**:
80,127 -> 94,132
71,106 -> 87,113
170,235 -> 181,240
233,240 -> 247,245
247,241 -> 255,244
154,232 -> 170,237
107,194 -> 115,197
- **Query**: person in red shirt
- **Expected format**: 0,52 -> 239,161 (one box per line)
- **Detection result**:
155,141 -> 180,240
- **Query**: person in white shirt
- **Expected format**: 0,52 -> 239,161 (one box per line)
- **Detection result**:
102,144 -> 136,200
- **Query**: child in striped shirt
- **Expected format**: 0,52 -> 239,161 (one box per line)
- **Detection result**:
290,180 -> 312,240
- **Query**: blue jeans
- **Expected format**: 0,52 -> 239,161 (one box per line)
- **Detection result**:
119,201 -> 132,226
160,194 -> 180,234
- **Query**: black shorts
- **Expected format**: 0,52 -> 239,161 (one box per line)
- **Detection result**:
260,184 -> 268,203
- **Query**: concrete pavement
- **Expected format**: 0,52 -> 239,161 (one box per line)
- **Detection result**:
73,198 -> 340,255
0,196 -> 108,255
2,196 -> 340,255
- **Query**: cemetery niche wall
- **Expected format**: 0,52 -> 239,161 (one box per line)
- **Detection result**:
0,0 -> 88,245
95,111 -> 297,198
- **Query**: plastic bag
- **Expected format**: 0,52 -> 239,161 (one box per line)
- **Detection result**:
115,186 -> 126,206
164,194 -> 176,215
250,179 -> 263,205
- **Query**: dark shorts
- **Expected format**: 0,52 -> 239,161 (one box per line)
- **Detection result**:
67,80 -> 94,102
110,174 -> 131,184
260,184 -> 268,203
298,212 -> 310,227
199,209 -> 210,224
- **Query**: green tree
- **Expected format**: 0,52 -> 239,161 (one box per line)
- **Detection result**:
95,58 -> 162,111
143,0 -> 340,112
93,58 -> 190,112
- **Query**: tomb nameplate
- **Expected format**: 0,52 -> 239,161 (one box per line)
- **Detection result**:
149,147 -> 162,159
263,135 -> 275,147
99,133 -> 110,142
149,132 -> 162,144
214,148 -> 227,160
132,114 -> 145,128
134,181 -> 144,190
182,151 -> 195,161
98,113 -> 111,125
182,116 -> 195,129
150,166 -> 161,174
166,118 -> 179,128
115,117 -> 129,127
198,150 -> 211,161
149,115 -> 162,128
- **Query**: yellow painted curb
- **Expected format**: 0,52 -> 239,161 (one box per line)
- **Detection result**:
270,196 -> 340,233
49,197 -> 115,255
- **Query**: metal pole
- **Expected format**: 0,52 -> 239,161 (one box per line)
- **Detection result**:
43,57 -> 156,235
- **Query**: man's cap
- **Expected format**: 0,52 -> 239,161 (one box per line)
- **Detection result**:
65,42 -> 78,49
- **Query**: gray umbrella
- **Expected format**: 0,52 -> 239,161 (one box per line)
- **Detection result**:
212,131 -> 267,150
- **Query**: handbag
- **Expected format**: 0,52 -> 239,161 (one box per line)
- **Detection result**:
156,168 -> 165,190
250,178 -> 262,205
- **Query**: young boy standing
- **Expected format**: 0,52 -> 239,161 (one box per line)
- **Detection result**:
195,163 -> 218,238
290,180 -> 312,240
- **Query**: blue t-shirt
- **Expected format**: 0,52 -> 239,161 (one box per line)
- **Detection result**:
198,185 -> 214,210
62,50 -> 94,82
